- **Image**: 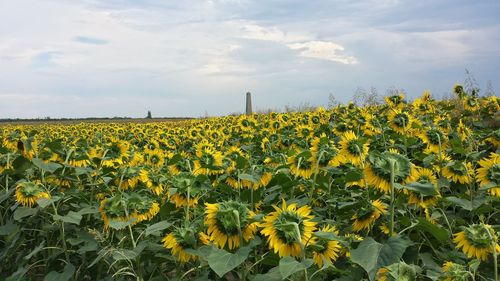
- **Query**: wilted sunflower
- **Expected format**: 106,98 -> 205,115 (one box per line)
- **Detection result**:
288,150 -> 315,179
204,201 -> 258,250
441,261 -> 468,281
453,224 -> 500,261
311,225 -> 342,268
476,152 -> 500,197
352,199 -> 387,232
364,151 -> 412,193
260,200 -> 317,258
339,131 -> 369,166
163,227 -> 199,263
15,181 -> 50,207
453,84 -> 465,98
442,161 -> 474,184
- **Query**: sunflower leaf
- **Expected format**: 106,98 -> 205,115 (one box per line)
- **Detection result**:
207,245 -> 252,277
404,182 -> 438,196
278,256 -> 313,279
43,263 -> 75,281
145,220 -> 172,237
13,207 -> 38,221
351,235 -> 411,281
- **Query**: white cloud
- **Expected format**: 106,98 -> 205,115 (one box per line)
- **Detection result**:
287,41 -> 357,64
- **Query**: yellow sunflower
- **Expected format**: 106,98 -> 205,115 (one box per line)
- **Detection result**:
311,225 -> 342,268
15,181 -> 50,207
193,144 -> 224,176
417,127 -> 447,154
204,201 -> 258,250
463,96 -> 480,112
376,267 -> 389,281
288,150 -> 316,179
476,152 -> 500,197
404,167 -> 440,209
364,151 -> 412,194
260,200 -> 317,258
453,224 -> 499,261
456,119 -> 471,142
163,227 -> 199,263
453,84 -> 465,98
310,134 -> 345,168
339,131 -> 369,166
442,161 -> 474,184
387,109 -> 413,135
352,199 -> 387,232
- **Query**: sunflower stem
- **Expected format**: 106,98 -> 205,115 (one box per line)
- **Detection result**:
389,159 -> 396,237
484,224 -> 498,281
232,210 -> 243,245
310,150 -> 325,200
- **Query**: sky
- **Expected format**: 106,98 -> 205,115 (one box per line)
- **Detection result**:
0,0 -> 499,118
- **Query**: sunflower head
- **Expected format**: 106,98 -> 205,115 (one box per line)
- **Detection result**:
352,199 -> 387,232
260,200 -> 316,257
453,224 -> 498,261
442,161 -> 474,184
205,201 -> 257,250
163,227 -> 198,263
311,225 -> 342,268
453,84 -> 465,98
15,181 -> 50,207
339,131 -> 369,166
365,151 -> 411,193
441,261 -> 469,281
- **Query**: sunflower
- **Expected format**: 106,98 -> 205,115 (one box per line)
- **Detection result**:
339,131 -> 369,166
193,143 -> 224,175
476,152 -> 500,197
404,167 -> 440,209
387,109 -> 413,135
288,150 -> 315,179
456,119 -> 471,142
99,194 -> 159,229
376,267 -> 389,281
204,201 -> 258,250
310,134 -> 344,168
385,93 -> 405,108
442,161 -> 474,184
453,84 -> 465,98
15,181 -> 50,207
453,224 -> 499,261
170,193 -> 199,208
311,225 -> 342,268
412,91 -> 434,114
441,261 -> 468,281
260,200 -> 317,258
163,227 -> 199,263
352,199 -> 387,232
101,138 -> 130,167
364,151 -> 412,193
484,130 -> 500,149
418,127 -> 447,154
145,149 -> 165,168
295,124 -> 314,140
463,96 -> 480,112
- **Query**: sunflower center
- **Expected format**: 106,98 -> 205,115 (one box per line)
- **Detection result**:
273,211 -> 305,245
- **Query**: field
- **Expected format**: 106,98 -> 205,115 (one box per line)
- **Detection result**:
0,88 -> 499,280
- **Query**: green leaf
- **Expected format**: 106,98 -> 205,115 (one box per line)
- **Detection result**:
278,256 -> 313,279
13,207 -> 38,221
446,196 -> 486,211
238,173 -> 258,183
350,235 -> 412,281
36,196 -> 61,208
12,156 -> 31,174
415,218 -> 449,242
145,221 -> 172,237
32,158 -> 62,173
0,221 -> 19,235
251,266 -> 283,281
24,241 -> 45,260
208,245 -> 253,277
404,182 -> 438,196
43,263 -> 75,281
53,211 -> 82,225
112,249 -> 138,261
345,170 -> 363,182
108,217 -> 137,230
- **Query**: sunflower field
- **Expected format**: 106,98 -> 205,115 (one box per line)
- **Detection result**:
0,86 -> 499,281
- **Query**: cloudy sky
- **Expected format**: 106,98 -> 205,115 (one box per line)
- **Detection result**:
1,0 -> 499,118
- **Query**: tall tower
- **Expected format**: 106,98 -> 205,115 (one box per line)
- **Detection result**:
245,92 -> 252,115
